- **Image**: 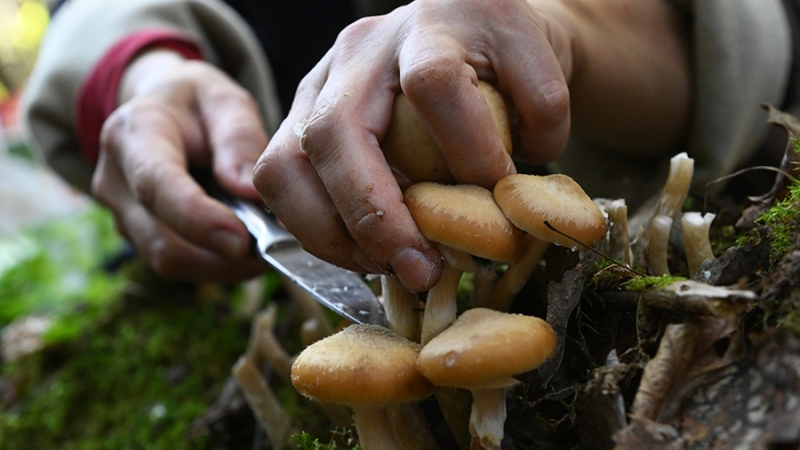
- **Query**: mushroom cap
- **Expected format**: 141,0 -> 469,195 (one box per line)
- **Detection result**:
404,182 -> 526,263
417,308 -> 556,389
382,81 -> 512,185
291,324 -> 435,405
493,174 -> 607,249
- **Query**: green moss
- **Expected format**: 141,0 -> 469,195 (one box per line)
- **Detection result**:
0,262 -> 257,449
622,275 -> 687,292
744,138 -> 800,265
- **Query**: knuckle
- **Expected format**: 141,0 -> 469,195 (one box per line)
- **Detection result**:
335,16 -> 381,47
535,80 -> 570,123
401,55 -> 462,99
302,101 -> 344,156
345,199 -> 389,255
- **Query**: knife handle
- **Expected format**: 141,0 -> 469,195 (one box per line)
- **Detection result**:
223,196 -> 296,254
193,170 -> 295,259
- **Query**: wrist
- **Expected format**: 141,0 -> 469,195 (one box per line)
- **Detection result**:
118,49 -> 191,105
556,0 -> 692,155
76,30 -> 202,164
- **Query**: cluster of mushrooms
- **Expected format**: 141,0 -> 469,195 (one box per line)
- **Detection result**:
241,83 -> 717,450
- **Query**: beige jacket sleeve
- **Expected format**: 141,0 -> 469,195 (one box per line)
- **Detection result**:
21,0 -> 283,193
553,0 -> 792,208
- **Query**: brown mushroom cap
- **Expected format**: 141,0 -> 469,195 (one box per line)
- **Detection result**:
493,174 -> 607,250
417,308 -> 556,389
291,324 -> 435,405
382,81 -> 512,185
404,182 -> 525,263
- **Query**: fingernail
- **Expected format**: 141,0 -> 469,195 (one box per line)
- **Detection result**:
211,229 -> 246,259
388,247 -> 438,292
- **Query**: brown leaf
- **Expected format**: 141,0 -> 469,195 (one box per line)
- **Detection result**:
613,326 -> 800,449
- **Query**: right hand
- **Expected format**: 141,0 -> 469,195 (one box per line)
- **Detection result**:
91,50 -> 269,283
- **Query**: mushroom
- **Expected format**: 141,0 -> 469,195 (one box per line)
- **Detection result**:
491,174 -> 607,311
646,214 -> 673,276
417,308 -> 557,450
382,81 -> 512,185
404,182 -> 526,344
291,324 -> 436,450
604,198 -> 632,266
634,152 -> 694,267
233,355 -> 295,449
682,211 -> 716,277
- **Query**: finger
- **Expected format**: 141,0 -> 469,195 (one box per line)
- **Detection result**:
93,152 -> 266,282
488,6 -> 572,164
399,34 -> 516,188
254,62 -> 386,276
99,100 -> 253,260
191,67 -> 270,200
299,49 -> 443,291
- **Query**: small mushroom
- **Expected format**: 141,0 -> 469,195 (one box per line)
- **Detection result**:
417,308 -> 557,450
682,211 -> 716,277
491,174 -> 607,311
646,214 -> 673,276
291,324 -> 436,450
404,182 -> 525,344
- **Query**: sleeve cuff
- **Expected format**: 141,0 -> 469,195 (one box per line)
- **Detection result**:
75,29 -> 203,165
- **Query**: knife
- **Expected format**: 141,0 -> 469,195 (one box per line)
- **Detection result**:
199,174 -> 386,327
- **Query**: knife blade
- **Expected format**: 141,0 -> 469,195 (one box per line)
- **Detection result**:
203,179 -> 386,327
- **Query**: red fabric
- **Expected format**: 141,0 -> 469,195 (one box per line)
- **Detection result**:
75,30 -> 202,164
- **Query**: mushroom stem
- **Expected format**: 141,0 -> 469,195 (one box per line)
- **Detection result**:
253,304 -> 294,383
606,199 -> 632,266
388,402 -> 443,450
646,215 -> 673,276
382,275 -> 421,342
469,261 -> 498,309
635,153 -> 694,266
488,235 -> 549,312
656,152 -> 695,219
468,388 -> 508,450
421,263 -> 463,345
682,212 -> 716,277
233,356 -> 294,450
299,318 -> 328,348
352,405 -> 402,450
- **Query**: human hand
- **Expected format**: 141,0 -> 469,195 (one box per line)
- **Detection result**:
91,49 -> 268,282
253,0 -> 576,292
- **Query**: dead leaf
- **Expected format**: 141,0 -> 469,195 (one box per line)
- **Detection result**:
539,251 -> 600,385
614,324 -> 800,450
693,225 -> 770,286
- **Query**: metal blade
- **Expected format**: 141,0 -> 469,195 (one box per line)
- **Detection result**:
263,240 -> 386,326
200,176 -> 385,326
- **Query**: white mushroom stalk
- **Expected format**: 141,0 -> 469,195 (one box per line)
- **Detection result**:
605,199 -> 632,266
636,152 -> 694,267
417,308 -> 557,450
420,263 -> 463,345
382,275 -> 422,342
682,212 -> 716,277
232,356 -> 294,450
646,215 -> 673,276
